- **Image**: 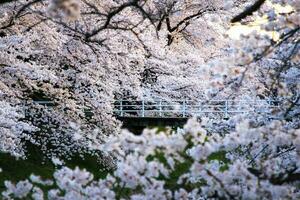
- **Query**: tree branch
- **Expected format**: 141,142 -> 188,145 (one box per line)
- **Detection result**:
231,0 -> 266,23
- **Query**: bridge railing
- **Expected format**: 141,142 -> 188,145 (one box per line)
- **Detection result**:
21,99 -> 281,119
114,99 -> 280,118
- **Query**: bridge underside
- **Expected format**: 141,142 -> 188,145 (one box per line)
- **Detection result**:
118,117 -> 189,134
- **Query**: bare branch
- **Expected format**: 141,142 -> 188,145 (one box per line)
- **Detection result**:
231,0 -> 266,23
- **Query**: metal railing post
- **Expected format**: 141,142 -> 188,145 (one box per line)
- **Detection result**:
266,98 -> 272,114
224,100 -> 228,118
23,101 -> 27,117
269,97 -> 272,105
198,101 -> 202,117
159,100 -> 162,117
142,100 -> 145,117
182,100 -> 186,117
120,101 -> 123,117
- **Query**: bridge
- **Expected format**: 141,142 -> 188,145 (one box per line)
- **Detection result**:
25,99 -> 280,133
113,99 -> 279,118
113,99 -> 279,132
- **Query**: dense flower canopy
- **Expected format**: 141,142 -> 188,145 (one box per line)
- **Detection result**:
0,0 -> 299,199
0,0 -> 243,158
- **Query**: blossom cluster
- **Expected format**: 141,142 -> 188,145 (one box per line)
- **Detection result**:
2,117 -> 299,199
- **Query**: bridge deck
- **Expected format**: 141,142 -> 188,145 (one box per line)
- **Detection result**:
118,116 -> 189,127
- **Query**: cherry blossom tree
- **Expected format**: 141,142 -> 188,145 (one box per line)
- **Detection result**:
0,0 -> 241,158
0,0 -> 299,199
